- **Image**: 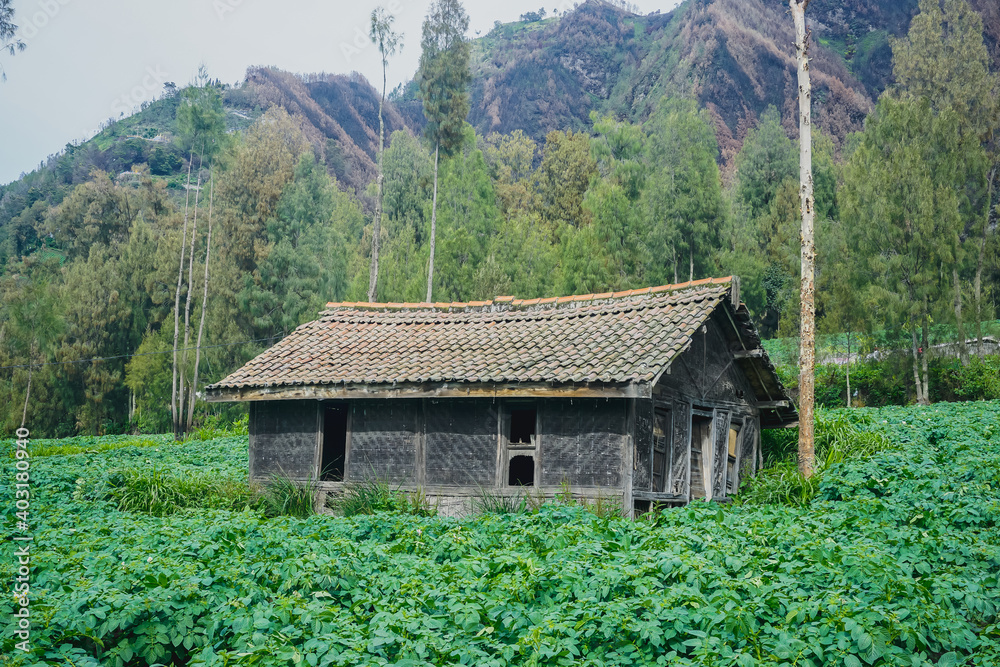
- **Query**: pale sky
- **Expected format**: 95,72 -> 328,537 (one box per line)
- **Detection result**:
0,0 -> 683,185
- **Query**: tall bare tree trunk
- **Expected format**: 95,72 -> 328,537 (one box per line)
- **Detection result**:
791,0 -> 815,479
975,166 -> 996,358
21,341 -> 35,429
671,244 -> 678,284
846,330 -> 851,408
426,143 -> 440,303
188,170 -> 214,430
954,267 -> 968,365
910,322 -> 924,405
688,246 -> 693,282
368,64 -> 388,303
172,152 -> 194,440
179,155 -> 204,435
921,308 -> 930,404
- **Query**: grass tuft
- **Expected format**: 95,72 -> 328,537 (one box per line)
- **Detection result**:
260,474 -> 319,518
102,466 -> 263,516
334,478 -> 436,517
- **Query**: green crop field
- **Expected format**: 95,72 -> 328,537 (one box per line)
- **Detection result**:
2,402 -> 999,666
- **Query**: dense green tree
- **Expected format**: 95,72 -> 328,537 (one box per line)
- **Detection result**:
238,153 -> 357,340
43,170 -> 139,261
434,126 -> 503,301
733,106 -> 797,219
175,71 -> 226,160
418,0 -> 471,301
382,130 -> 433,243
1,259 -> 63,429
892,0 -> 999,360
217,107 -> 308,275
842,96 -> 971,404
535,129 -> 596,229
641,98 -> 724,285
482,130 -> 537,219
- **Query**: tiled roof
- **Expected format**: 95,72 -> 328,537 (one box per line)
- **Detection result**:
208,278 -> 737,390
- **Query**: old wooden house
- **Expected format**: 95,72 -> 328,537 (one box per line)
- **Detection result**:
205,277 -> 796,515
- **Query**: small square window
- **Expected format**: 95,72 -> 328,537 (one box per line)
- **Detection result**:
509,408 -> 536,445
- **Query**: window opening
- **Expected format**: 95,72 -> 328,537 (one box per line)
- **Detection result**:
321,406 -> 347,481
509,408 -> 536,445
689,414 -> 713,499
506,405 -> 537,487
508,454 -> 535,486
652,409 -> 671,492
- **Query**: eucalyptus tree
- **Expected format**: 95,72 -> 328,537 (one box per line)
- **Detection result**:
418,0 -> 470,302
368,6 -> 402,303
790,0 -> 815,477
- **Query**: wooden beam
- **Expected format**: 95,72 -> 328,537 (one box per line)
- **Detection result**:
206,381 -> 652,402
733,349 -> 764,359
631,490 -> 687,502
757,400 -> 791,409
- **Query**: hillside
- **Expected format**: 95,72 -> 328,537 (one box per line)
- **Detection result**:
4,0 -> 997,212
0,69 -> 418,220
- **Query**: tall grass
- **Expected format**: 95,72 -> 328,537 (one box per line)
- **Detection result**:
334,478 -> 436,517
30,436 -> 169,458
472,486 -> 529,514
108,467 -> 263,516
260,474 -> 319,518
739,410 -> 893,507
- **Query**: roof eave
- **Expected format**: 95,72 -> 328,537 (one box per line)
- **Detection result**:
204,380 -> 653,402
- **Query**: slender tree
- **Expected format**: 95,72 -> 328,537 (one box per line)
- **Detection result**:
368,7 -> 402,303
188,169 -> 214,429
180,151 -> 204,429
790,0 -> 815,478
171,155 -> 194,440
172,73 -> 224,437
418,0 -> 471,302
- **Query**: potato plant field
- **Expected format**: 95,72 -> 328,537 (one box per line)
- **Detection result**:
2,402 -> 999,666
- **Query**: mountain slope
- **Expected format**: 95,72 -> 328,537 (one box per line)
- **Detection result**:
236,68 -> 420,194
458,0 -> 882,163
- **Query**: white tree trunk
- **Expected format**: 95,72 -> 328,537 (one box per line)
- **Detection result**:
426,143 -> 440,303
172,152 -> 194,440
188,170 -> 214,430
368,63 -> 388,303
791,0 -> 815,479
180,159 -> 204,434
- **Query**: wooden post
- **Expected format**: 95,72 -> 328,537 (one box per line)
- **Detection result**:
791,0 -> 815,478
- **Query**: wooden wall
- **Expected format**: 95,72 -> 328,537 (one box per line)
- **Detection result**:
249,400 -> 320,481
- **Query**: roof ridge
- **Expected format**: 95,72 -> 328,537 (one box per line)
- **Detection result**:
324,277 -> 733,311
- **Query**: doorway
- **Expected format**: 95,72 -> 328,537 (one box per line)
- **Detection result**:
320,406 -> 347,481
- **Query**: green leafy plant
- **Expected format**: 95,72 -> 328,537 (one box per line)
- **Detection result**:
740,409 -> 893,506
2,403 -> 999,666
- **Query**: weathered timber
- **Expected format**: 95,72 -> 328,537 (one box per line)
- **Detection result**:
206,381 -> 651,403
